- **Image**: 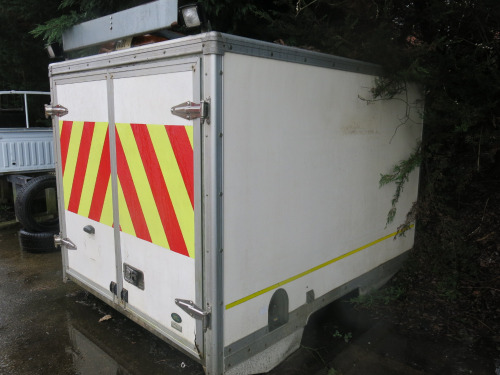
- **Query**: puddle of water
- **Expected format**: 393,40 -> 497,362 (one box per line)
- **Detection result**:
0,226 -> 203,375
0,226 -> 497,375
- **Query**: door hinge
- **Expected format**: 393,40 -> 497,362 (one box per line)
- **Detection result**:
171,100 -> 210,123
44,104 -> 68,118
54,234 -> 77,250
175,299 -> 211,331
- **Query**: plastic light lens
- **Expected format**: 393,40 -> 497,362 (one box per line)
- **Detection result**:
182,6 -> 201,28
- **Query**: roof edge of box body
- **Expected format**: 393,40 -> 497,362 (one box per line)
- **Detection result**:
201,32 -> 381,76
50,32 -> 382,78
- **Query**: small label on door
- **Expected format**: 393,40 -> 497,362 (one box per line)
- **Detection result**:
171,321 -> 182,333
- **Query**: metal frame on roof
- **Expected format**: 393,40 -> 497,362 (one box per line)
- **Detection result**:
62,0 -> 178,52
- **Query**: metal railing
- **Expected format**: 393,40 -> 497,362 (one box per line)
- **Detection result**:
0,90 -> 50,128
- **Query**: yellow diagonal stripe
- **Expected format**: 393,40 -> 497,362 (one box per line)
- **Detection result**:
78,122 -> 108,218
186,125 -> 194,149
225,225 -> 415,310
116,123 -> 169,249
100,179 -> 113,227
63,121 -> 84,210
148,125 -> 195,258
117,178 -> 135,236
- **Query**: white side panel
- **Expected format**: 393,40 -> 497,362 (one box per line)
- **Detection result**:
55,79 -> 115,295
113,72 -> 193,126
56,81 -> 108,122
222,53 -> 422,345
113,70 -> 197,346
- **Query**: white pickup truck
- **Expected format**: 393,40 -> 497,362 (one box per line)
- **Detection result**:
0,90 -> 59,251
0,90 -> 54,174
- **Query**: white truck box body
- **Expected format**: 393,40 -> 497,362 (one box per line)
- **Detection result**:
49,32 -> 422,374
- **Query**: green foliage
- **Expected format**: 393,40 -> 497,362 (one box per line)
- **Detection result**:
380,146 -> 422,225
332,329 -> 352,343
31,12 -> 82,45
0,0 -> 61,89
327,368 -> 341,375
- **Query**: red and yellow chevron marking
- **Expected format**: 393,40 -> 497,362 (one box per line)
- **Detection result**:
60,121 -> 113,226
115,123 -> 194,258
59,121 -> 194,259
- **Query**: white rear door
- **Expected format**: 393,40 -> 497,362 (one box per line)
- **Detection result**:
112,61 -> 199,352
56,77 -> 116,298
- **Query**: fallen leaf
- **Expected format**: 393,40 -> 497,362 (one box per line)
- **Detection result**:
99,314 -> 112,323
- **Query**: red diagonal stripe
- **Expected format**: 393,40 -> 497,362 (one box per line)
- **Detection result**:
131,124 -> 189,257
88,129 -> 110,222
115,128 -> 151,242
166,125 -> 194,208
60,121 -> 73,174
68,122 -> 95,213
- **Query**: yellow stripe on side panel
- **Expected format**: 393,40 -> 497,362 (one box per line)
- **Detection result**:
117,178 -> 135,236
100,179 -> 114,227
63,121 -> 84,209
148,125 -> 195,258
116,123 -> 169,249
225,225 -> 415,310
78,122 -> 108,217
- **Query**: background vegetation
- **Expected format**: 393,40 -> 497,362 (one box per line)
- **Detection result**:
1,0 -> 498,349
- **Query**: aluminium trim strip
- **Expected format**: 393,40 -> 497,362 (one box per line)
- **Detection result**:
192,57 -> 205,357
66,268 -> 115,301
201,32 -> 382,76
225,225 -> 415,310
202,53 -> 224,375
50,35 -> 206,76
107,74 -> 124,306
51,85 -> 70,281
123,303 -> 200,359
52,57 -> 198,86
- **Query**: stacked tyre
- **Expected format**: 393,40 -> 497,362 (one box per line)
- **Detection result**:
15,175 -> 59,253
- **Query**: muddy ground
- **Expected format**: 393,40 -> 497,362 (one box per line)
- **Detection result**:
0,225 -> 497,375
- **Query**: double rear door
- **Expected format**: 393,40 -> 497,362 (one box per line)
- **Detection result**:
52,56 -> 203,358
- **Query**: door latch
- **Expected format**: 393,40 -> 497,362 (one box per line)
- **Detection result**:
54,234 -> 77,250
175,299 -> 211,331
44,104 -> 68,118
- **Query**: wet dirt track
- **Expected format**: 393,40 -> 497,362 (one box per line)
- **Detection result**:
0,226 -> 496,375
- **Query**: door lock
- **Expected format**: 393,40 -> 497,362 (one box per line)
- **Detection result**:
123,263 -> 144,290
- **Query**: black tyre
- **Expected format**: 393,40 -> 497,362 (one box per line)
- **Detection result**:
15,175 -> 59,233
18,229 -> 58,253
